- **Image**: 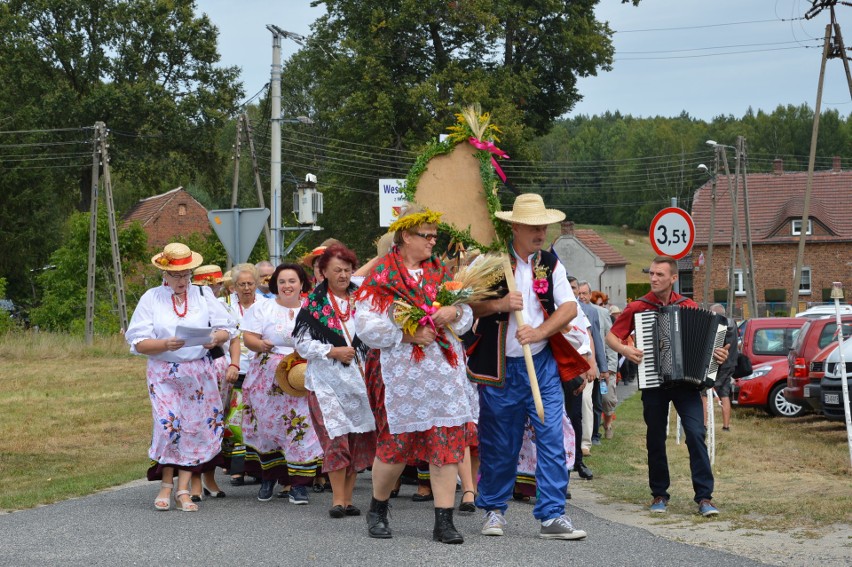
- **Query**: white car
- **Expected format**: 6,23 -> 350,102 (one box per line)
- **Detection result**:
820,337 -> 852,421
796,304 -> 852,318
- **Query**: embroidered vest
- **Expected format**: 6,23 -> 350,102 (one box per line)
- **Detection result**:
466,250 -> 559,387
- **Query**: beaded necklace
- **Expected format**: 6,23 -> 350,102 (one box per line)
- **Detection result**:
172,292 -> 188,318
328,291 -> 352,322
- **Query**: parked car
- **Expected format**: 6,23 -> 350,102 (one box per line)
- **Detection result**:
733,357 -> 806,417
795,304 -> 852,318
739,317 -> 807,368
821,338 -> 852,421
784,315 -> 852,410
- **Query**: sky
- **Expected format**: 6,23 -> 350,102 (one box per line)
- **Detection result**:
198,0 -> 851,121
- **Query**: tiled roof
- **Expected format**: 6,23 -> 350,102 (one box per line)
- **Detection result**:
692,164 -> 852,245
123,187 -> 191,227
573,229 -> 629,266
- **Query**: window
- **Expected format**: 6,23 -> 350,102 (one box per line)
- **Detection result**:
178,204 -> 187,216
753,328 -> 802,356
818,323 -> 852,349
732,269 -> 746,296
678,269 -> 693,298
798,267 -> 811,295
791,219 -> 812,235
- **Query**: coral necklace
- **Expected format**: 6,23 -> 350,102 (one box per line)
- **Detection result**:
172,292 -> 188,318
328,292 -> 352,322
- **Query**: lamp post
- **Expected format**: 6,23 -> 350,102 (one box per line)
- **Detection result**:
697,155 -> 717,309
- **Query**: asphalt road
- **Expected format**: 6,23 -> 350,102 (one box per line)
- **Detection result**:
0,381 -> 767,567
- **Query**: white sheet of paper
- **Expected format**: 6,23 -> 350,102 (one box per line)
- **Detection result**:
175,325 -> 213,347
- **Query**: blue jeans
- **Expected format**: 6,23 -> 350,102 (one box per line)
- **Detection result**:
476,347 -> 568,521
642,386 -> 714,503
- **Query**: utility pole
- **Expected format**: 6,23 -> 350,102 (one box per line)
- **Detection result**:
701,148 -> 719,309
268,27 -> 283,266
230,116 -> 243,210
720,148 -> 739,319
793,2 -> 852,313
792,24 -> 830,315
243,112 -> 273,255
731,142 -> 751,319
738,136 -> 758,318
85,122 -> 128,345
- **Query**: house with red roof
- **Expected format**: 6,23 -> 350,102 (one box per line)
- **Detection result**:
122,187 -> 211,251
691,157 -> 852,316
551,221 -> 629,307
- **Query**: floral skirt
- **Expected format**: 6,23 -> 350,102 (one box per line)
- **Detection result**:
308,392 -> 376,474
241,352 -> 323,466
146,357 -> 224,470
515,414 -> 576,496
212,354 -> 232,413
365,350 -> 470,466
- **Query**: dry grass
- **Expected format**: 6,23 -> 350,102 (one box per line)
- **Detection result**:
0,332 -> 150,511
589,394 -> 852,530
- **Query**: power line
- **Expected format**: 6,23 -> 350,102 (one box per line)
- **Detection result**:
0,126 -> 90,136
615,17 -> 805,34
615,44 -> 815,61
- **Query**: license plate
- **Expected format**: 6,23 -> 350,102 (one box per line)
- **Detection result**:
825,393 -> 840,405
804,386 -> 810,397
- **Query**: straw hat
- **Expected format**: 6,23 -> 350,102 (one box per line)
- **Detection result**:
494,193 -> 565,226
609,304 -> 623,316
375,232 -> 395,257
151,243 -> 203,271
299,238 -> 344,268
192,264 -> 224,285
275,353 -> 308,397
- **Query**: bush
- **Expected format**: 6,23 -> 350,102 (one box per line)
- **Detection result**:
626,282 -> 650,299
764,288 -> 787,302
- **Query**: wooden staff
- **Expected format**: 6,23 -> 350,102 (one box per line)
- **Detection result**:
502,254 -> 545,421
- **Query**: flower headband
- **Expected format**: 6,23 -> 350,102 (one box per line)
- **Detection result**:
387,210 -> 443,234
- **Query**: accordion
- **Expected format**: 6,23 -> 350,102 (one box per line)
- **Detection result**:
634,306 -> 728,390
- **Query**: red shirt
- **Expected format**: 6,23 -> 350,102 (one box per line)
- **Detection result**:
610,291 -> 698,341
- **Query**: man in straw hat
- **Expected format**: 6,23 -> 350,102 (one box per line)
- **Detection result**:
467,193 -> 587,540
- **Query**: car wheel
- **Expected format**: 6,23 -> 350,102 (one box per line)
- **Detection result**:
768,383 -> 806,417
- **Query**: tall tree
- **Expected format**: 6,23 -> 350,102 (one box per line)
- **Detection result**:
0,0 -> 242,301
277,0 -> 637,259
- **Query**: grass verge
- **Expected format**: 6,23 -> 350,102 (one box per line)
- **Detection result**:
588,393 -> 852,530
0,332 -> 149,511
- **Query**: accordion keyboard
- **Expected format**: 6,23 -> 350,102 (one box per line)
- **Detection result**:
635,311 -> 661,389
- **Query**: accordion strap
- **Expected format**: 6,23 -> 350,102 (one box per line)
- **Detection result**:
636,296 -> 688,309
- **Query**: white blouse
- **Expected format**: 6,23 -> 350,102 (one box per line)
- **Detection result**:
224,294 -> 268,372
239,298 -> 298,355
125,285 -> 237,363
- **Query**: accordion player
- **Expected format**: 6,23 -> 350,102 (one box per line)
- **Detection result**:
634,305 -> 728,390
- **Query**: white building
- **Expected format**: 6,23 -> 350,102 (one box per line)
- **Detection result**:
551,221 -> 629,308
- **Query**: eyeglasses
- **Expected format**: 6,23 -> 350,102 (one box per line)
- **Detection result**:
414,232 -> 439,242
165,272 -> 192,281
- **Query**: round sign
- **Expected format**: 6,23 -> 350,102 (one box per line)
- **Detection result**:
649,207 -> 695,259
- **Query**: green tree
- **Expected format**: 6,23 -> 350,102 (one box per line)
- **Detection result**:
276,0 -> 638,259
30,209 -> 148,334
0,0 -> 242,300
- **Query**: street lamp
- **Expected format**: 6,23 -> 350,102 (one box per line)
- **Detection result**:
280,115 -> 314,125
697,161 -> 717,309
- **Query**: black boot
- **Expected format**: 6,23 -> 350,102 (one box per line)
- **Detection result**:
366,497 -> 392,539
432,507 -> 464,544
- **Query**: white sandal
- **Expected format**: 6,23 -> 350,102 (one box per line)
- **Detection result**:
154,482 -> 173,511
174,489 -> 199,512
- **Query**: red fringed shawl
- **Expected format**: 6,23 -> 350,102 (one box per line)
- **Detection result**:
354,249 -> 458,367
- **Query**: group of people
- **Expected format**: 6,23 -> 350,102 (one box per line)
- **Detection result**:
126,192 -> 730,543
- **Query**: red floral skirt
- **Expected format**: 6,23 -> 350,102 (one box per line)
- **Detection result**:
365,350 -> 471,467
308,392 -> 376,473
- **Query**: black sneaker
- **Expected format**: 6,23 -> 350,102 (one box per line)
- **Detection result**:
289,485 -> 309,505
257,480 -> 275,502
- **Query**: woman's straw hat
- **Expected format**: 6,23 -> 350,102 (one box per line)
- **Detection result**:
494,193 -> 565,226
151,243 -> 203,271
192,265 -> 224,285
275,353 -> 308,397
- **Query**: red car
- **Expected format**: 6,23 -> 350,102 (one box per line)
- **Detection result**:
783,315 -> 852,411
733,357 -> 806,417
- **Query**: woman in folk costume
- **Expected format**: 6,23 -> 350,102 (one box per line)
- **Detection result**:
293,244 -> 377,519
240,263 -> 323,504
125,243 -> 237,512
354,206 -> 476,544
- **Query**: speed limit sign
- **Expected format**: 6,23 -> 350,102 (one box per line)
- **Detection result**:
649,207 -> 695,259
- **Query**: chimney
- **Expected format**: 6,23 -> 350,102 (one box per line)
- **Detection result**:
773,158 -> 783,175
833,156 -> 841,172
560,220 -> 575,236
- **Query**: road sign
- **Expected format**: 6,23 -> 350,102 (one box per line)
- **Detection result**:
208,208 -> 270,265
379,179 -> 407,227
649,207 -> 695,259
